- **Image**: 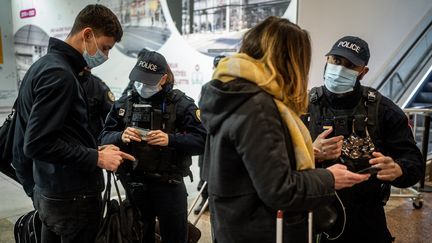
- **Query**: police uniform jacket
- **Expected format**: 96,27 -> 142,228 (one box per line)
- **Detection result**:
99,87 -> 206,170
199,79 -> 335,243
310,84 -> 422,192
12,38 -> 103,196
307,84 -> 423,242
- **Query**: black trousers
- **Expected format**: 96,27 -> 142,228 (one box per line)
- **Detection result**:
320,203 -> 393,243
128,179 -> 188,243
33,188 -> 102,243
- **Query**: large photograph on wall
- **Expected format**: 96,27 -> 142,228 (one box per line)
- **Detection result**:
100,0 -> 171,57
10,0 -> 296,101
167,0 -> 291,57
14,25 -> 49,86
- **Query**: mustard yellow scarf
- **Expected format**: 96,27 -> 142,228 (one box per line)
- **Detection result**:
213,53 -> 315,170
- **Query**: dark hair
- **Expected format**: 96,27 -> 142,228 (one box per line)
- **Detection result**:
70,4 -> 123,42
213,55 -> 226,68
240,16 -> 311,114
164,65 -> 175,87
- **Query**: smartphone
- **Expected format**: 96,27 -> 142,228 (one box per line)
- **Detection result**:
357,166 -> 381,175
133,126 -> 150,140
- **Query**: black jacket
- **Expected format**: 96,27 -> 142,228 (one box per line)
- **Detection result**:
81,72 -> 114,140
12,38 -> 103,196
199,79 -> 336,243
307,84 -> 423,243
310,85 -> 423,189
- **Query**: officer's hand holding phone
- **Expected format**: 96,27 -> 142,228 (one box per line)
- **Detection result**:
368,151 -> 403,181
146,130 -> 169,146
122,127 -> 142,143
313,127 -> 344,162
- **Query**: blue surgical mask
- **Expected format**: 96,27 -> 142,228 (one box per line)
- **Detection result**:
83,32 -> 108,68
324,63 -> 359,94
133,81 -> 162,99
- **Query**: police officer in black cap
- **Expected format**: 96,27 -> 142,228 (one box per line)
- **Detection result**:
305,36 -> 423,243
99,51 -> 206,243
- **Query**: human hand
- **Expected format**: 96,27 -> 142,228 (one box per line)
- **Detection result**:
146,130 -> 169,146
98,144 -> 119,151
313,128 -> 344,162
326,163 -> 370,190
369,152 -> 403,181
121,127 -> 142,143
97,145 -> 135,172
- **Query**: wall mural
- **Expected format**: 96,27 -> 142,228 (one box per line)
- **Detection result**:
14,25 -> 49,86
100,0 -> 171,58
170,0 -> 291,57
6,0 -> 294,103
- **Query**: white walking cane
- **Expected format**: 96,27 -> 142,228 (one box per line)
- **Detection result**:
308,211 -> 313,243
276,210 -> 283,243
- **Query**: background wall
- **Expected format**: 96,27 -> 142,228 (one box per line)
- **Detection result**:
3,0 -> 295,106
0,0 -> 18,111
298,0 -> 432,89
1,0 -> 432,110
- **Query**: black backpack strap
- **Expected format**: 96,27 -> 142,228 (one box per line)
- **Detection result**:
306,86 -> 325,140
360,86 -> 382,142
123,92 -> 138,126
309,86 -> 323,104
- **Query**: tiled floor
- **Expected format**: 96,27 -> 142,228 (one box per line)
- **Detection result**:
386,185 -> 432,243
1,170 -> 431,243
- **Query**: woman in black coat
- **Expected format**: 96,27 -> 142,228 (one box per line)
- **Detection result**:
198,16 -> 370,243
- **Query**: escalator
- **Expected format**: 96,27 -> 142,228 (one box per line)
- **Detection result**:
375,8 -> 432,156
405,70 -> 432,154
375,9 -> 432,191
406,71 -> 432,108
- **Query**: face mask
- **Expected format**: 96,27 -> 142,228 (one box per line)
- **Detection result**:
133,81 -> 162,99
83,32 -> 108,68
324,63 -> 359,94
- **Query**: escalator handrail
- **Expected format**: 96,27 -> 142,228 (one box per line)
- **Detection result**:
376,19 -> 432,92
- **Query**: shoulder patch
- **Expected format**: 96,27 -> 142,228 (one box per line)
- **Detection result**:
107,91 -> 115,102
195,109 -> 201,122
119,108 -> 125,117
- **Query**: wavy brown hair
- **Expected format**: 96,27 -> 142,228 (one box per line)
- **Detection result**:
239,16 -> 311,114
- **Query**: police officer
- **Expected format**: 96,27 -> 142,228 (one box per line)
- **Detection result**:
81,71 -> 115,139
305,36 -> 423,243
100,51 -> 206,243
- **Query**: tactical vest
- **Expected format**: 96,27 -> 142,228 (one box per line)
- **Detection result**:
122,90 -> 192,181
307,86 -> 382,172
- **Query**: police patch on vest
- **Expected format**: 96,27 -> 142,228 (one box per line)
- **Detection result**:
107,91 -> 115,102
195,109 -> 201,122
